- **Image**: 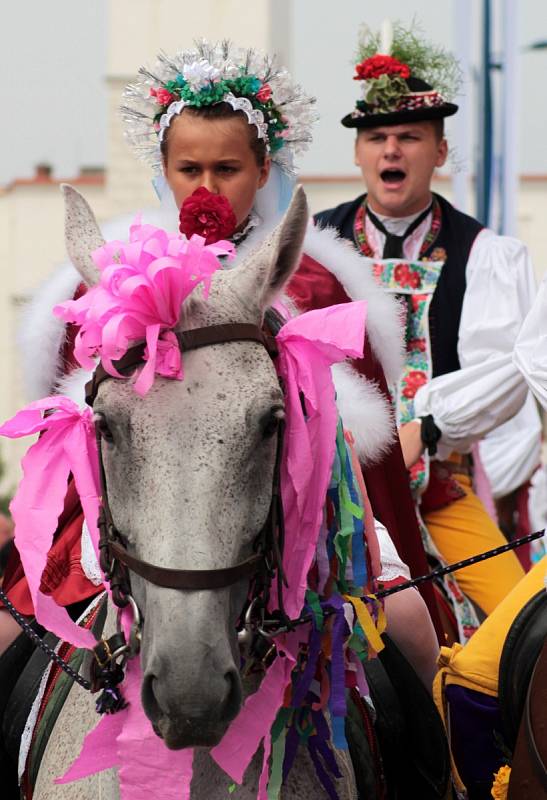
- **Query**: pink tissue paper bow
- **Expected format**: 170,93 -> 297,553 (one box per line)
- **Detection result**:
0,396 -> 101,648
54,220 -> 235,396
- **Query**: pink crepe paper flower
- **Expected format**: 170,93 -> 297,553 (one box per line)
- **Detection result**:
54,221 -> 235,396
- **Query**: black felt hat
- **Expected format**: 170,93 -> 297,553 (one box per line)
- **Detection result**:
342,76 -> 458,129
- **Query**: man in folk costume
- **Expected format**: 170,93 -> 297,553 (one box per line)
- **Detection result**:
288,21 -> 534,638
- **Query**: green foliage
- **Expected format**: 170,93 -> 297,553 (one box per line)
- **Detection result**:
356,19 -> 462,101
364,74 -> 408,112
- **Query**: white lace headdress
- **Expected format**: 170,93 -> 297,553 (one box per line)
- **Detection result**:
122,40 -> 317,176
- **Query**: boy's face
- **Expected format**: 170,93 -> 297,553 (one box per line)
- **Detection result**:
354,121 -> 448,217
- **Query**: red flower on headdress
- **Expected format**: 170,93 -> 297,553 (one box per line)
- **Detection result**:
256,83 -> 272,102
150,86 -> 176,106
354,55 -> 411,81
178,187 -> 237,245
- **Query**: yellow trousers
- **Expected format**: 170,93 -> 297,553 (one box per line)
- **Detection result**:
423,472 -> 525,616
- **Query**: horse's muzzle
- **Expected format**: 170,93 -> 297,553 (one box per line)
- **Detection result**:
142,666 -> 242,749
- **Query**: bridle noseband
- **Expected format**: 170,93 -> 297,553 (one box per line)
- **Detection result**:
86,322 -> 287,623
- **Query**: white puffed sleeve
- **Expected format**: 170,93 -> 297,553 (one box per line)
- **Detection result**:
375,518 -> 411,583
478,393 -> 542,499
414,229 -> 535,459
513,273 -> 547,410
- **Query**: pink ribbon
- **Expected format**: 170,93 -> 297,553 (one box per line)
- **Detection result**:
57,656 -> 194,799
0,396 -> 101,648
275,301 -> 367,619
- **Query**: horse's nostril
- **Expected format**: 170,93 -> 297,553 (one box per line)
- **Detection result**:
222,667 -> 242,720
142,672 -> 162,722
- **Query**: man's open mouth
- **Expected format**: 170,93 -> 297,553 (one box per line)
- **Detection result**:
381,168 -> 407,184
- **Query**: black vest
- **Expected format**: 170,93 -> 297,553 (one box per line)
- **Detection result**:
315,194 -> 484,378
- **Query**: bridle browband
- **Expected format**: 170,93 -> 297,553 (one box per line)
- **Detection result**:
85,322 -> 286,612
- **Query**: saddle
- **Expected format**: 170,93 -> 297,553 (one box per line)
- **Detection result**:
498,589 -> 547,798
358,634 -> 450,799
498,588 -> 547,750
508,638 -> 547,798
0,596 -> 106,799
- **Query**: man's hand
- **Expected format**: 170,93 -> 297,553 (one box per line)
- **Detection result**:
398,420 -> 424,469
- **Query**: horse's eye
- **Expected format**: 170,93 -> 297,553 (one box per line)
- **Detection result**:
95,413 -> 114,444
262,407 -> 284,439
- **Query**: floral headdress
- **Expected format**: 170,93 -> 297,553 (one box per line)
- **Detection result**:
122,40 -> 317,175
342,20 -> 461,128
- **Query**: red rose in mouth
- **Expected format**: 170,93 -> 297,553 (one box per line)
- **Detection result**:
178,187 -> 237,245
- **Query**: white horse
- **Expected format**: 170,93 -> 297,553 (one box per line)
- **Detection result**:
33,186 -> 358,799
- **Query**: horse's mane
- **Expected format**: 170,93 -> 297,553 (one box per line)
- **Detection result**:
264,307 -> 286,336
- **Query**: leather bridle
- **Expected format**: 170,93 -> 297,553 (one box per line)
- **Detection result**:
85,322 -> 288,621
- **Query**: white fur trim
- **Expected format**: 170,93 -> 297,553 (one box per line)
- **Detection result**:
332,362 -> 395,464
17,211 -> 164,403
56,367 -> 93,407
303,224 -> 405,383
18,263 -> 82,400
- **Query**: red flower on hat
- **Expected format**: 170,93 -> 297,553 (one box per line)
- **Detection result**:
354,55 -> 411,81
178,187 -> 237,245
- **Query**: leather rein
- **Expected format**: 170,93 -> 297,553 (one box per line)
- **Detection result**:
85,322 -> 287,614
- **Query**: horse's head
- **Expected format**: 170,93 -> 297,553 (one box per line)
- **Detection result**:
63,186 -> 308,748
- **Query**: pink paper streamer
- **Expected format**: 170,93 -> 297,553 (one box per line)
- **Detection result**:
56,712 -> 124,782
116,659 -> 194,800
211,648 -> 295,783
275,301 -> 367,619
0,396 -> 101,648
58,630 -> 193,799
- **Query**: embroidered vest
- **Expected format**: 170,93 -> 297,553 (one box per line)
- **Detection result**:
315,194 -> 484,494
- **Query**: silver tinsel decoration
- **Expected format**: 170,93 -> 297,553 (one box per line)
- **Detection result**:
121,40 -> 318,176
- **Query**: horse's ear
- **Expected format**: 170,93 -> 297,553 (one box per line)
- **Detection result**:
232,185 -> 309,311
61,184 -> 104,287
